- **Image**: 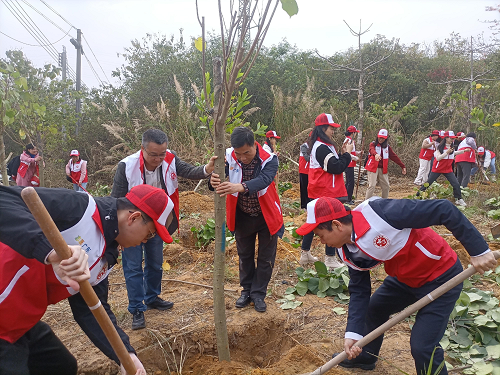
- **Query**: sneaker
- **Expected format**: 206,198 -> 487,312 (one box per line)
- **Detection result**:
253,298 -> 267,313
146,297 -> 174,311
347,199 -> 355,205
132,311 -> 146,330
299,250 -> 319,266
333,353 -> 376,370
235,292 -> 251,308
325,255 -> 343,269
455,198 -> 467,207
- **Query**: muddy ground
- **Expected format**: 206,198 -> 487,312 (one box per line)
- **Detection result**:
43,178 -> 500,375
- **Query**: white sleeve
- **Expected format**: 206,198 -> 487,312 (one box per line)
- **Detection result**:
484,152 -> 491,168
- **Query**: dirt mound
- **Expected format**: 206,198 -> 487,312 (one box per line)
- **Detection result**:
179,191 -> 214,214
282,184 -> 301,200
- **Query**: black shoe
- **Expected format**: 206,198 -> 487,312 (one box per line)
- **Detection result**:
132,311 -> 146,330
235,292 -> 251,308
253,298 -> 267,312
348,199 -> 355,205
146,297 -> 174,311
333,352 -> 376,370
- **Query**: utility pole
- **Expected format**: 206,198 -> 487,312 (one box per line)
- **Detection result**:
70,29 -> 83,135
59,46 -> 67,138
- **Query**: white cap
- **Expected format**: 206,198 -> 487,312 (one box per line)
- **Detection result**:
378,129 -> 388,139
478,147 -> 485,154
70,149 -> 79,156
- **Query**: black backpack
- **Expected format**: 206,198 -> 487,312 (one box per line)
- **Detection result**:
7,155 -> 21,178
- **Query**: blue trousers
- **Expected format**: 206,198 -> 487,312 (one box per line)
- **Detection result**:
359,259 -> 463,374
122,235 -> 164,313
72,182 -> 87,192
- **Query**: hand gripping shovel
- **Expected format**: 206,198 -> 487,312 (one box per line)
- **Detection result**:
21,187 -> 137,375
299,251 -> 500,375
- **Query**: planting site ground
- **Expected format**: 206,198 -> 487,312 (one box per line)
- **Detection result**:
43,179 -> 500,375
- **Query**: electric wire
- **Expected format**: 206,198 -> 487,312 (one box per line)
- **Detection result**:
0,26 -> 71,47
84,53 -> 105,86
20,0 -> 74,36
39,0 -> 75,29
82,33 -> 110,83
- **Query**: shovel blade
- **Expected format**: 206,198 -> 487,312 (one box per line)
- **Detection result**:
491,224 -> 500,239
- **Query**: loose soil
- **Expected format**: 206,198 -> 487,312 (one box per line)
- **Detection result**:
43,179 -> 500,375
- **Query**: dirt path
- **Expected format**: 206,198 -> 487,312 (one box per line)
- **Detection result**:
43,183 -> 500,375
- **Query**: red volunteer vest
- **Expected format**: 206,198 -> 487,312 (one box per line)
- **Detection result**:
308,139 -> 348,199
455,139 -> 476,163
0,196 -> 108,343
344,137 -> 357,168
17,152 -> 40,186
489,151 -> 496,159
121,150 -> 180,224
365,143 -> 389,174
226,142 -> 283,236
432,146 -> 454,174
298,143 -> 309,174
337,200 -> 457,288
419,137 -> 436,160
69,159 -> 88,183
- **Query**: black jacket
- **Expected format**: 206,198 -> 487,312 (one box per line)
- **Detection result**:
0,186 -> 134,363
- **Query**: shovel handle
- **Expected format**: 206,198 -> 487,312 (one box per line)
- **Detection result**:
300,251 -> 500,375
21,187 -> 137,375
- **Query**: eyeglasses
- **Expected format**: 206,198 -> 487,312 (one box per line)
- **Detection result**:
130,211 -> 156,240
143,149 -> 167,159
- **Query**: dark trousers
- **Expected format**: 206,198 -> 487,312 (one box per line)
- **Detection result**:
299,173 -> 309,209
0,321 -> 77,375
301,231 -> 336,255
235,208 -> 278,300
456,162 -> 474,188
359,259 -> 463,375
345,167 -> 355,201
419,172 -> 462,199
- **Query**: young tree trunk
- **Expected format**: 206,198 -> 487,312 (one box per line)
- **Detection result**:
357,71 -> 365,145
0,131 -> 8,186
212,57 -> 231,362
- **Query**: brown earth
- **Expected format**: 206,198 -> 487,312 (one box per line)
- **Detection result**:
43,178 -> 500,375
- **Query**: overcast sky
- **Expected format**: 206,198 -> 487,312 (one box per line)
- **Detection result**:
0,0 -> 498,89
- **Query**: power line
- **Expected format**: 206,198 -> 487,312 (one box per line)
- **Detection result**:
0,26 -> 72,47
20,0 -> 74,36
84,54 -> 105,86
39,0 -> 75,29
82,33 -> 110,83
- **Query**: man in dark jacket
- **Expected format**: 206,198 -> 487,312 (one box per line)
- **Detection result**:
296,196 -> 496,375
111,128 -> 216,330
0,184 -> 174,375
210,127 -> 284,313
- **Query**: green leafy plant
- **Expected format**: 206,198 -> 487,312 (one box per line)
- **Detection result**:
88,182 -> 111,197
278,182 -> 293,195
286,262 -> 350,302
282,221 -> 302,248
191,218 -> 216,247
484,197 -> 500,219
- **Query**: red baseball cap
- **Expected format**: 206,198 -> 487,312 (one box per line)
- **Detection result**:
478,146 -> 485,155
296,197 -> 350,235
431,130 -> 440,136
457,132 -> 465,138
444,130 -> 456,138
378,129 -> 388,139
126,185 -> 174,243
265,130 -> 281,139
70,149 -> 80,156
347,125 -> 359,133
315,113 -> 340,128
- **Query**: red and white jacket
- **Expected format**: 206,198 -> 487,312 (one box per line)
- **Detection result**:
432,146 -> 454,174
226,143 -> 283,236
343,137 -> 358,168
308,139 -> 347,199
455,138 -> 476,163
418,137 -> 436,161
365,144 -> 389,174
337,199 -> 457,289
120,150 -> 180,223
0,195 -> 108,343
67,159 -> 88,184
298,143 -> 309,174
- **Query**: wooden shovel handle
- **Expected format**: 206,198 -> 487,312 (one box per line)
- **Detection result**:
21,187 -> 137,375
300,250 -> 500,375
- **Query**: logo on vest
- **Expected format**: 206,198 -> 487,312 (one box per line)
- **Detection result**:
96,263 -> 107,282
373,235 -> 390,249
75,235 -> 92,253
170,172 -> 177,180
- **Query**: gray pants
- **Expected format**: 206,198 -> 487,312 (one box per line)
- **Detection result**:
456,162 -> 474,188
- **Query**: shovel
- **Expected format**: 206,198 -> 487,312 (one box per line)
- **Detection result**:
491,223 -> 500,239
21,187 -> 137,375
299,250 -> 500,375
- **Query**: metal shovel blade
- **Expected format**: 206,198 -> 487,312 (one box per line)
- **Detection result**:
491,224 -> 500,239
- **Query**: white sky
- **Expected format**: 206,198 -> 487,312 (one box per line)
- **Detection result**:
0,0 -> 498,89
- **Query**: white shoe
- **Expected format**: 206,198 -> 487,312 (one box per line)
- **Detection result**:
299,250 -> 318,266
324,255 -> 343,269
455,199 -> 467,207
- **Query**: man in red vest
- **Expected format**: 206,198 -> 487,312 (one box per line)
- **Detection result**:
210,127 -> 284,313
0,184 -> 175,375
296,196 -> 496,375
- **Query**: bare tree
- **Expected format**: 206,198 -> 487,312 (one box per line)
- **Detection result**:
314,20 -> 398,143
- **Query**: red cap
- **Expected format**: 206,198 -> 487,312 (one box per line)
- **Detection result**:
296,197 -> 349,235
126,185 -> 174,243
347,125 -> 359,133
478,146 -> 485,155
431,130 -> 440,136
444,130 -> 456,138
457,132 -> 465,138
315,113 -> 340,128
70,149 -> 80,156
378,129 -> 388,139
265,130 -> 281,139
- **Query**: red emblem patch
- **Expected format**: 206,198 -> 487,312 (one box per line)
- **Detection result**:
170,172 -> 177,180
373,235 -> 389,249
